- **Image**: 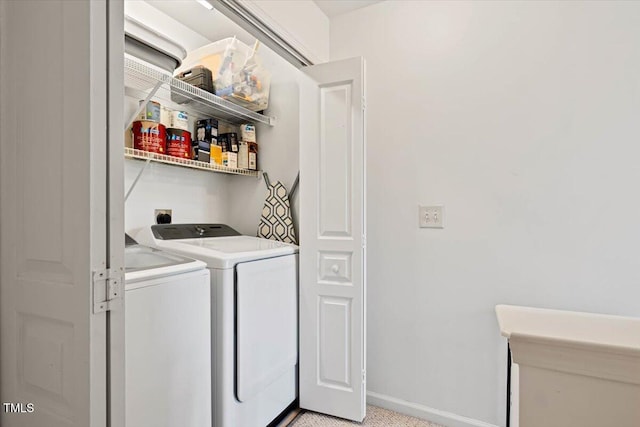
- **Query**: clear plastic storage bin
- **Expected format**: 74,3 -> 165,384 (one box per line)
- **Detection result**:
175,37 -> 271,112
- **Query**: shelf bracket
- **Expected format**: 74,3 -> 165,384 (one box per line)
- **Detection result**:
125,78 -> 166,130
124,158 -> 151,202
290,172 -> 300,199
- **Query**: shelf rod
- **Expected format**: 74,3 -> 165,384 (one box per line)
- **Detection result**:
124,158 -> 151,202
125,79 -> 166,131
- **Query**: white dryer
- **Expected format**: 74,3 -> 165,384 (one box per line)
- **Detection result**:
136,224 -> 298,427
124,237 -> 211,427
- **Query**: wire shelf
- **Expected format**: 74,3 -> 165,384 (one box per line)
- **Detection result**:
124,56 -> 274,126
124,147 -> 260,177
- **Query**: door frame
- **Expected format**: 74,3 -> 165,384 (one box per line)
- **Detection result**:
106,1 -> 365,424
107,1 -> 126,427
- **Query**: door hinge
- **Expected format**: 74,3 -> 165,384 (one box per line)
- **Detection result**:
362,369 -> 366,383
93,268 -> 123,313
362,96 -> 366,111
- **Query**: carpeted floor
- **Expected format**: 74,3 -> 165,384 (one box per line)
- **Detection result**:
289,405 -> 446,427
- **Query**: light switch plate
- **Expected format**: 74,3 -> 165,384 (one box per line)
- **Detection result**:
419,205 -> 444,228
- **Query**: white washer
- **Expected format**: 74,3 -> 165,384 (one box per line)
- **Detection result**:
135,224 -> 298,427
124,239 -> 211,427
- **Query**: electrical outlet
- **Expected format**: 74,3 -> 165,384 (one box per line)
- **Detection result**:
154,209 -> 172,224
419,205 -> 444,228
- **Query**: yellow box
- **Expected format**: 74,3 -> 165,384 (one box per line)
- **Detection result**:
210,144 -> 222,166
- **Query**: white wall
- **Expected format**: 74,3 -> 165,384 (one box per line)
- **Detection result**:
331,2 -> 640,426
124,160 -> 230,234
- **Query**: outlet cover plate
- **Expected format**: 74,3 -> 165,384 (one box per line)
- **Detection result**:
419,205 -> 444,228
154,209 -> 172,224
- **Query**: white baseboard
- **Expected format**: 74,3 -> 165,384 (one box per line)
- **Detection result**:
366,391 -> 500,427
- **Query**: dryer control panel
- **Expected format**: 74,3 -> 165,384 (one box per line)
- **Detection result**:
152,224 -> 241,240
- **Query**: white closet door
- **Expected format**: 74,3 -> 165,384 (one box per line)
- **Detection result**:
299,57 -> 367,422
0,1 -> 112,427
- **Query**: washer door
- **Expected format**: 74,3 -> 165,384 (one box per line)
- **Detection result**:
235,255 -> 297,402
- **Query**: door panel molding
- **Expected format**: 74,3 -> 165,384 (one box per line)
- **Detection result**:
318,83 -> 353,238
318,296 -> 353,389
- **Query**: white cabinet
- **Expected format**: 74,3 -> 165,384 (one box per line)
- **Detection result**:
497,305 -> 640,427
